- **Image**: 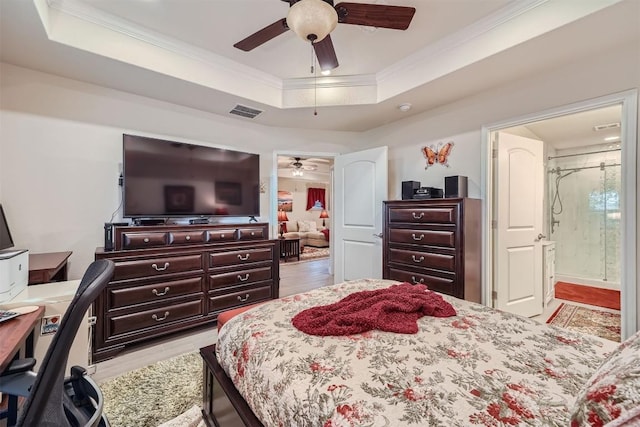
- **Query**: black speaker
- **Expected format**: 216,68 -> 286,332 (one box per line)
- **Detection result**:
104,223 -> 114,251
444,176 -> 468,198
402,181 -> 421,200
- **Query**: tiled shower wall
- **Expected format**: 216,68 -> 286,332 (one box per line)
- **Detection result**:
548,144 -> 621,285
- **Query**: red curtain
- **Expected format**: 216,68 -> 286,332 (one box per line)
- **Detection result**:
306,188 -> 326,210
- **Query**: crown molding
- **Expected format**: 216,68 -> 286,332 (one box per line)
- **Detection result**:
45,0 -> 282,91
283,74 -> 377,90
40,0 -> 624,110
377,0 -> 549,83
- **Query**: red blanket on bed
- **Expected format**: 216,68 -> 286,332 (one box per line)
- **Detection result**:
292,283 -> 456,336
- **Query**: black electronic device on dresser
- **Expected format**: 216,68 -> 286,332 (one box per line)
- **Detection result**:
382,198 -> 481,302
93,222 -> 280,362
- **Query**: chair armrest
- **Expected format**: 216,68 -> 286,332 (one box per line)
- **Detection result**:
0,358 -> 36,377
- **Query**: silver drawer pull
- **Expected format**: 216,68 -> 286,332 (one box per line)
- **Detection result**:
411,233 -> 424,241
185,235 -> 191,241
151,262 -> 170,271
237,273 -> 250,282
251,232 -> 255,236
412,212 -> 424,219
238,253 -> 250,261
152,311 -> 170,321
152,287 -> 170,297
411,276 -> 425,284
237,294 -> 250,302
412,255 -> 425,263
221,234 -> 225,238
143,237 -> 150,243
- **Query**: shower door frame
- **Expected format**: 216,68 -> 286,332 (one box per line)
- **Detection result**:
547,157 -> 622,285
481,89 -> 638,340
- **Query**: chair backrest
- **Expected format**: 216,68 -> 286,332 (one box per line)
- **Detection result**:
17,259 -> 115,427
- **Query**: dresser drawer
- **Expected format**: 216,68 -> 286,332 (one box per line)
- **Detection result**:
388,207 -> 457,224
208,284 -> 272,314
237,227 -> 265,241
209,247 -> 273,267
388,228 -> 455,247
170,230 -> 209,245
121,232 -> 169,249
388,248 -> 456,272
107,297 -> 205,337
209,266 -> 272,290
108,276 -> 204,310
387,268 -> 458,297
112,254 -> 203,281
208,229 -> 236,242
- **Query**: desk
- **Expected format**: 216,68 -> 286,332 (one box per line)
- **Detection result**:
0,306 -> 45,426
28,251 -> 72,285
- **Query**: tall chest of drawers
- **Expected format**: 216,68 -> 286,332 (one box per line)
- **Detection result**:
93,223 -> 279,362
383,198 -> 481,302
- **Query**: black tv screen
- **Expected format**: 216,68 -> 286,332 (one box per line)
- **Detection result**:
123,134 -> 260,218
0,204 -> 15,251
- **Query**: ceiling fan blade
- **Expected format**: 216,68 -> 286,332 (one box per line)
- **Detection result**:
335,2 -> 416,30
313,35 -> 339,71
234,18 -> 289,51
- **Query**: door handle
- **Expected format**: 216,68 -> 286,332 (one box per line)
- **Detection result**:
373,233 -> 383,238
534,233 -> 547,242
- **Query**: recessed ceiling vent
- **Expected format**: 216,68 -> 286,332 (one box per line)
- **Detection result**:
229,104 -> 263,119
593,122 -> 620,131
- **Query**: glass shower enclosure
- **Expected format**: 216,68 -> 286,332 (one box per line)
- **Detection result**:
547,145 -> 621,287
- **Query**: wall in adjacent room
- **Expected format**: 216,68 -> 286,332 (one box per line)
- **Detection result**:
277,178 -> 330,228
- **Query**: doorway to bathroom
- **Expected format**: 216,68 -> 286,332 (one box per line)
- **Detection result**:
482,90 -> 637,340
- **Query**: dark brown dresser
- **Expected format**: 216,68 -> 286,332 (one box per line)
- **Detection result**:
383,198 -> 481,302
93,222 -> 279,362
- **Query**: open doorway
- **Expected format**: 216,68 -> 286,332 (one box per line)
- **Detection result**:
482,90 -> 638,340
274,154 -> 334,270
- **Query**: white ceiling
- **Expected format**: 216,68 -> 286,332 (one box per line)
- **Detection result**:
0,0 -> 638,136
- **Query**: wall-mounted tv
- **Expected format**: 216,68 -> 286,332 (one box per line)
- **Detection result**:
123,134 -> 260,218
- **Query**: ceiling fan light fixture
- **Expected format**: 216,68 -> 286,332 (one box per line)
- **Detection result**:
286,0 -> 338,43
292,169 -> 304,177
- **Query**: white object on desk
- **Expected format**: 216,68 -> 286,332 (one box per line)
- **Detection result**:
0,249 -> 29,303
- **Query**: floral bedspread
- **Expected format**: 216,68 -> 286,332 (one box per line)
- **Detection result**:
216,279 -> 617,427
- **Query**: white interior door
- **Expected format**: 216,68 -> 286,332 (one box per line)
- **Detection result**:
333,146 -> 388,283
494,132 -> 544,317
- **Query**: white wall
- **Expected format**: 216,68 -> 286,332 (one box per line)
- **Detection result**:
0,64 -> 360,279
363,41 -> 639,200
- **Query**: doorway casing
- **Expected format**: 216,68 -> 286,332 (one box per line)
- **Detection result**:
481,89 -> 638,339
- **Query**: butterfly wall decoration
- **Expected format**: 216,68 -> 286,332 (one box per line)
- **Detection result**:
422,141 -> 454,169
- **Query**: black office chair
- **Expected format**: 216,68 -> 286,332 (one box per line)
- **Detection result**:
0,259 -> 115,427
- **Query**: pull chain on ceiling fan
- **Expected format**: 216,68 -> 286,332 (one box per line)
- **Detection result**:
234,0 -> 416,73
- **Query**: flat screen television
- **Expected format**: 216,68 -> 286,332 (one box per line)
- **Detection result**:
0,204 -> 15,251
123,134 -> 260,218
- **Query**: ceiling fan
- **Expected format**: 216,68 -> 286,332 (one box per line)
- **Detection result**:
234,0 -> 416,72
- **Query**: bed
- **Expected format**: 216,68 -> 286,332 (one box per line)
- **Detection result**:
200,278 -> 640,427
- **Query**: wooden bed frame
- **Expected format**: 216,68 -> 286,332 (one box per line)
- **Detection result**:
200,344 -> 264,427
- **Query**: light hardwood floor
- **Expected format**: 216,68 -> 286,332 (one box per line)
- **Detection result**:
92,257 -> 333,384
